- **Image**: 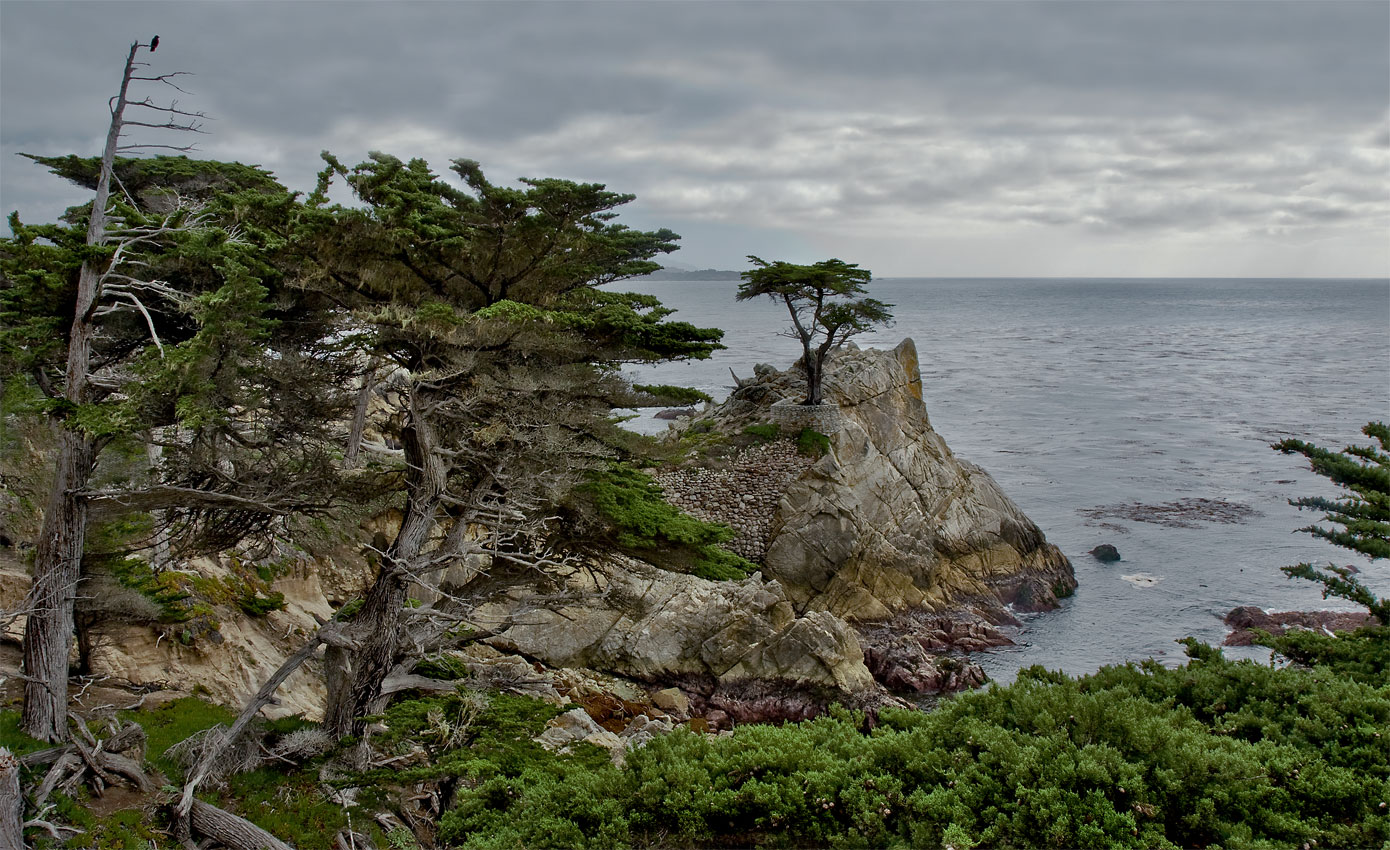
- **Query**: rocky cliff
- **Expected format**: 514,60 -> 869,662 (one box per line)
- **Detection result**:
734,338 -> 1073,620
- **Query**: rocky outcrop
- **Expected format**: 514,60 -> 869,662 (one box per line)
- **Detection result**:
1,338 -> 1071,725
468,554 -> 874,695
717,338 -> 1074,623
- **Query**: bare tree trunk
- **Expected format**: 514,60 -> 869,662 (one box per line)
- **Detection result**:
324,386 -> 445,738
322,562 -> 411,738
0,748 -> 22,850
20,42 -> 140,743
803,355 -> 824,406
22,430 -> 97,741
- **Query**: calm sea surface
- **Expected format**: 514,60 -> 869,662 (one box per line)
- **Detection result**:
611,277 -> 1390,681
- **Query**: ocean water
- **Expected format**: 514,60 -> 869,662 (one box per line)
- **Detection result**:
612,277 -> 1390,681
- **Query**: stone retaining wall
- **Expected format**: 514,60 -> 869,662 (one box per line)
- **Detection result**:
656,441 -> 812,562
770,398 -> 843,435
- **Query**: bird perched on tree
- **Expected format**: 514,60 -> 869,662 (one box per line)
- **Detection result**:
150,35 -> 159,51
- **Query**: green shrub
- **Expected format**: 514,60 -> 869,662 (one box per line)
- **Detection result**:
435,644 -> 1390,849
633,384 -> 714,406
579,465 -> 755,580
235,589 -> 286,617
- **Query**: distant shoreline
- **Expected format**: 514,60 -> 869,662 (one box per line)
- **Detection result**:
640,268 -> 742,281
637,270 -> 1389,283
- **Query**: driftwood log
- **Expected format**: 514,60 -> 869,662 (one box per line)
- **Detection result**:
190,799 -> 295,850
0,748 -> 21,850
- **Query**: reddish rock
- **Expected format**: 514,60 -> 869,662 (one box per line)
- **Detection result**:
1223,606 -> 1378,646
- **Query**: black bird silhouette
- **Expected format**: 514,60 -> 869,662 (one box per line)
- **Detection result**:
150,35 -> 159,52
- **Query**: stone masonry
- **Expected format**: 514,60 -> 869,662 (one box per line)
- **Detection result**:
655,440 -> 812,562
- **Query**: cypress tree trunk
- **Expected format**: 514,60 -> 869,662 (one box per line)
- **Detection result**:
324,388 -> 444,738
20,43 -> 138,742
0,748 -> 22,849
22,431 -> 97,740
803,355 -> 824,405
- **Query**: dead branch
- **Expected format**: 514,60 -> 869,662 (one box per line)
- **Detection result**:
83,484 -> 310,517
174,626 -> 338,841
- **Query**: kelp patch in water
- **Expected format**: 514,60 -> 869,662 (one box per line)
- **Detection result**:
1080,498 -> 1260,529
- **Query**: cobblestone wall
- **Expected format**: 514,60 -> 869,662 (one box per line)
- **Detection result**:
655,440 -> 813,562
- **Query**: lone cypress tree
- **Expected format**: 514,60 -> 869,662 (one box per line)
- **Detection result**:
736,256 -> 892,405
1273,422 -> 1389,623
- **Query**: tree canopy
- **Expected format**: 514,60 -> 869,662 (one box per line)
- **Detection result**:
288,151 -> 726,735
737,256 -> 892,405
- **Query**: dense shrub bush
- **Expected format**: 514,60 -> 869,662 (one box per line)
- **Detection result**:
436,644 -> 1390,849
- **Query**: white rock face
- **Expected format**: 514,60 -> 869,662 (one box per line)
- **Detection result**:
85,558 -> 353,719
536,708 -> 627,764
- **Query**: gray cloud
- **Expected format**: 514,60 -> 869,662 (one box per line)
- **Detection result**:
2,0 -> 1386,276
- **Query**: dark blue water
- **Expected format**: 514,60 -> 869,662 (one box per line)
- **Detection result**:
612,278 -> 1390,680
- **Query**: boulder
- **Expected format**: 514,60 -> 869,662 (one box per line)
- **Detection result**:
655,407 -> 696,420
1089,544 -> 1121,562
536,708 -> 626,764
651,687 -> 690,716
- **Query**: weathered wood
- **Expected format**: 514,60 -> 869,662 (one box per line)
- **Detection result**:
21,431 -> 97,742
189,799 -> 296,850
325,384 -> 446,738
34,750 -> 81,807
378,673 -> 467,697
344,357 -> 380,469
0,748 -> 23,850
21,40 -> 141,743
175,628 -> 332,839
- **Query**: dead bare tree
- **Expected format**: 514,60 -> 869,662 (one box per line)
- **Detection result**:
19,37 -> 211,742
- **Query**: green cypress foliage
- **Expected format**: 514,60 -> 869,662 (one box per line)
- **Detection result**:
1273,422 -> 1390,622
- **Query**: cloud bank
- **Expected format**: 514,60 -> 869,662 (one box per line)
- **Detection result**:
3,1 -> 1386,276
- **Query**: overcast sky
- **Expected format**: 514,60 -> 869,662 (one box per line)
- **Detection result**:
2,1 -> 1387,277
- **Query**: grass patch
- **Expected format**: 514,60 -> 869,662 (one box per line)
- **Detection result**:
120,696 -> 237,780
0,709 -> 49,759
795,427 -> 831,458
742,423 -> 779,442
